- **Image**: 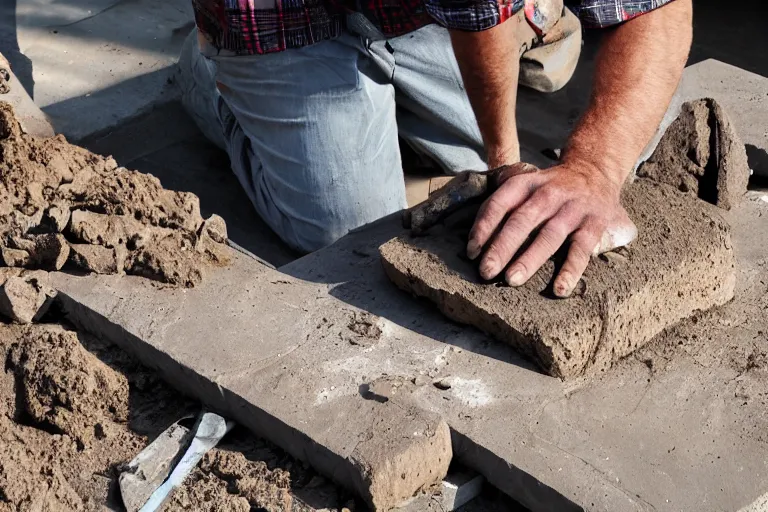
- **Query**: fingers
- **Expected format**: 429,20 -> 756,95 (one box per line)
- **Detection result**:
478,187 -> 561,280
466,164 -> 542,260
467,178 -> 531,261
554,223 -> 603,298
504,217 -> 570,286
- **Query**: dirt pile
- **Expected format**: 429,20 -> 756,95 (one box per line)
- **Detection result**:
0,102 -> 229,287
0,318 -> 350,511
0,323 -> 143,511
638,98 -> 750,210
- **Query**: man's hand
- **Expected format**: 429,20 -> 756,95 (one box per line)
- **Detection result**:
451,0 -> 692,297
468,162 -> 637,297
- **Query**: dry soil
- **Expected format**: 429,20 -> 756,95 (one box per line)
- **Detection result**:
0,311 -> 361,512
0,102 -> 228,288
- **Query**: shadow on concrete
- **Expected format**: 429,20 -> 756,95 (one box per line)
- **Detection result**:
281,215 -> 544,375
0,0 -> 35,97
688,0 -> 768,78
747,144 -> 768,183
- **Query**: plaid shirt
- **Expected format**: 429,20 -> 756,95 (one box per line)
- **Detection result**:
193,0 -> 675,56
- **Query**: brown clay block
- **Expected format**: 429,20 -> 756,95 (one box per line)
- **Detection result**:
351,404 -> 452,511
638,98 -> 750,210
0,274 -> 55,324
68,244 -> 121,274
380,180 -> 736,379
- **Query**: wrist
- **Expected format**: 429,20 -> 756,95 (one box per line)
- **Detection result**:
485,142 -> 521,169
560,153 -> 627,196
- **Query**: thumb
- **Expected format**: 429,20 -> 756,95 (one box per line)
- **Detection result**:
593,209 -> 637,255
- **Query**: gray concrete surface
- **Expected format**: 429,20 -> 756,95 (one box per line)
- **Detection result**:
52,251 -> 453,511
50,185 -> 768,511
0,0 -> 192,141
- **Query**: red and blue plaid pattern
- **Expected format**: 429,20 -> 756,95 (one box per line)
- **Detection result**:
193,0 -> 676,55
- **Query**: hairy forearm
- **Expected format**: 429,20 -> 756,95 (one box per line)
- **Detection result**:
564,0 -> 693,187
450,21 -> 521,167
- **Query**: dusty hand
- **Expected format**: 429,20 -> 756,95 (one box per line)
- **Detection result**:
467,162 -> 637,297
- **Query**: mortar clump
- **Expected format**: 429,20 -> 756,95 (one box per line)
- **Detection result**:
0,102 -> 229,287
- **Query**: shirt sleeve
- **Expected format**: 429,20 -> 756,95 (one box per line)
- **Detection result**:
424,0 -> 524,32
425,0 -> 677,32
565,0 -> 678,28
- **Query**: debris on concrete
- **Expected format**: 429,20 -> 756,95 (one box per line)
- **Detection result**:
638,98 -> 750,210
0,271 -> 55,324
380,180 -> 736,378
0,102 -> 229,287
0,319 -> 357,511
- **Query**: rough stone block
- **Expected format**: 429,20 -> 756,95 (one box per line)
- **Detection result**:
638,98 -> 750,210
380,180 -> 736,378
68,244 -> 121,275
0,274 -> 55,324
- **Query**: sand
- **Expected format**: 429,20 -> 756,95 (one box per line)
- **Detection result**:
0,102 -> 229,288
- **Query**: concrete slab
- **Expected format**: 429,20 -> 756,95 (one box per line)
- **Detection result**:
0,58 -> 53,137
51,251 -> 452,511
48,185 -> 768,511
1,0 -> 193,140
380,180 -> 736,378
281,197 -> 768,511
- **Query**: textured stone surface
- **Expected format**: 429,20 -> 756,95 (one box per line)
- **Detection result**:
380,180 -> 736,378
639,98 -> 750,210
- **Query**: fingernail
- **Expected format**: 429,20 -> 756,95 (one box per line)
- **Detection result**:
506,268 -> 525,286
479,257 -> 498,280
554,272 -> 574,297
467,240 -> 481,260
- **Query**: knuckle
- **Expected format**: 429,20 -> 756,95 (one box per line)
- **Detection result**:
534,185 -> 559,206
537,225 -> 566,251
569,236 -> 595,262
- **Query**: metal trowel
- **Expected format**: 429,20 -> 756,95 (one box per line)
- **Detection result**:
119,411 -> 235,512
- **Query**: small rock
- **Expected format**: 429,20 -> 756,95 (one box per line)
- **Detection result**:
202,214 -> 228,244
69,210 -> 150,249
433,377 -> 452,390
0,274 -> 55,324
68,244 -> 120,274
1,246 -> 30,266
28,233 -> 71,270
46,204 -> 71,232
47,153 -> 74,183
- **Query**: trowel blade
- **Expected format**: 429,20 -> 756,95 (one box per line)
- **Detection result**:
119,415 -> 195,512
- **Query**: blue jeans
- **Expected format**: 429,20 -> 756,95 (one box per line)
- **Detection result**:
178,13 -> 581,252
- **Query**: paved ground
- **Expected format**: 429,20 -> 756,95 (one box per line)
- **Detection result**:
2,1 -> 768,509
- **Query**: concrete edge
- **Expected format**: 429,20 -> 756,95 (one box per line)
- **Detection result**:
450,430 -> 580,512
56,292 -> 371,502
56,290 -> 453,510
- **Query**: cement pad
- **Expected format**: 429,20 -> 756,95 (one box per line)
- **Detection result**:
50,189 -> 768,511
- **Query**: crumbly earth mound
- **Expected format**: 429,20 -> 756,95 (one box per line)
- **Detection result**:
0,320 -> 351,512
0,102 -> 229,287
